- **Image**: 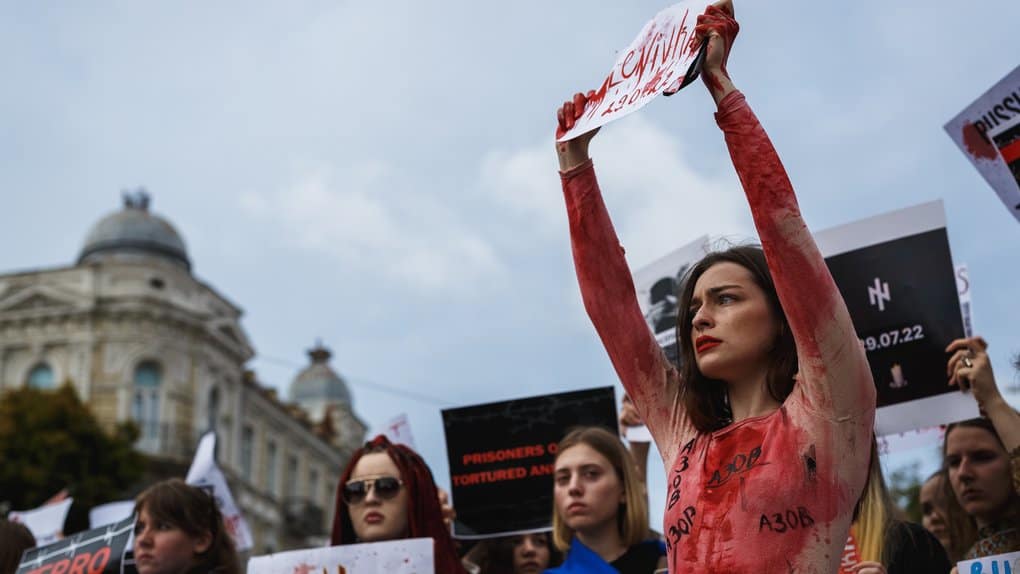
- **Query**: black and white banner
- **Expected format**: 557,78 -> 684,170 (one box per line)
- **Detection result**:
16,516 -> 135,574
817,200 -> 975,434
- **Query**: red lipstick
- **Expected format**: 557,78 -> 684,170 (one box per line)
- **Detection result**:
696,335 -> 722,353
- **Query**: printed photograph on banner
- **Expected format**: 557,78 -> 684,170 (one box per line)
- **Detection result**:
816,201 -> 976,435
441,387 -> 617,538
632,235 -> 709,367
246,538 -> 433,574
556,0 -> 712,142
944,65 -> 1020,223
16,516 -> 135,574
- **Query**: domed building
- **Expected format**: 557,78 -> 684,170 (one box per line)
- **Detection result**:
0,191 -> 365,552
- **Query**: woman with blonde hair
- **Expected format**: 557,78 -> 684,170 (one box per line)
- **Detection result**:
546,426 -> 665,574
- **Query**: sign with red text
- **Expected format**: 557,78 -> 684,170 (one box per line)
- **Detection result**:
816,200 -> 975,435
186,432 -> 253,551
442,387 -> 617,538
246,538 -> 433,574
16,516 -> 135,574
633,235 -> 709,367
945,64 -> 1020,223
557,0 -> 712,142
380,413 -> 417,451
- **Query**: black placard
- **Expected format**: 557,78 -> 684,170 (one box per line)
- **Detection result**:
17,516 -> 135,574
442,387 -> 617,538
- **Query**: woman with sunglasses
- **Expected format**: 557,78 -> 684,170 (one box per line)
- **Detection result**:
554,1 -> 876,571
330,435 -> 467,574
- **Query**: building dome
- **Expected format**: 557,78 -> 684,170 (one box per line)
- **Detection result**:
290,343 -> 352,406
78,190 -> 191,270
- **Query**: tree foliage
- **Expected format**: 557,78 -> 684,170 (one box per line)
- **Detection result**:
0,384 -> 144,533
887,461 -> 923,523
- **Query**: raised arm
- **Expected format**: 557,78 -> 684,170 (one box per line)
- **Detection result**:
556,97 -> 687,458
697,2 -> 876,416
947,336 -> 1020,456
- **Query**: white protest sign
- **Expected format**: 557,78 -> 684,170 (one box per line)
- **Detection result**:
186,432 -> 254,551
557,0 -> 713,142
8,498 -> 73,545
958,551 -> 1020,574
945,65 -> 1020,223
89,500 -> 135,529
632,235 -> 710,367
816,200 -> 978,435
381,413 -> 417,451
246,538 -> 434,574
625,424 -> 654,443
876,426 -> 944,456
956,264 -> 973,338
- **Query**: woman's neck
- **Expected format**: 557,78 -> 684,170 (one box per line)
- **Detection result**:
727,375 -> 782,423
576,523 -> 627,564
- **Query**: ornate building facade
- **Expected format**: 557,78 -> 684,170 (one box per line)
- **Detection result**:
0,192 -> 366,552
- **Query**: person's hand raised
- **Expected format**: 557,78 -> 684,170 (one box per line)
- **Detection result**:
555,91 -> 600,171
694,0 -> 739,102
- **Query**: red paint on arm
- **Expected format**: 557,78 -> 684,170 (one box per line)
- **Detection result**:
714,91 -> 875,417
561,161 -> 688,457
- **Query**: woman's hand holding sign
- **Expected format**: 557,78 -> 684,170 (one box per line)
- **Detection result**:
947,335 -> 1020,453
556,91 -> 600,171
695,0 -> 738,104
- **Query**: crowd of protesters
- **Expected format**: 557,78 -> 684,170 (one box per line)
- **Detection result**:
2,1 -> 1018,573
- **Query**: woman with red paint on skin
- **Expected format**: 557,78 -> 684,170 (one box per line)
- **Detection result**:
942,336 -> 1020,559
553,1 -> 876,571
330,435 -> 468,574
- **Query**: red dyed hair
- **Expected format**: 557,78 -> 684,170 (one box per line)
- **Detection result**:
331,435 -> 466,574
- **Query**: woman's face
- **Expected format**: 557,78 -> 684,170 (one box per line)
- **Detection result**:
919,474 -> 950,550
554,444 -> 625,536
511,533 -> 551,574
133,506 -> 210,574
945,426 -> 1013,525
689,262 -> 780,384
346,452 -> 410,542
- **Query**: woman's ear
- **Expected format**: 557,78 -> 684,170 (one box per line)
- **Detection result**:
192,530 -> 213,555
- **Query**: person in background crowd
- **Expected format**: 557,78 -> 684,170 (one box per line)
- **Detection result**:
920,469 -> 978,562
330,435 -> 468,574
0,519 -> 35,574
839,441 -> 950,574
943,336 -> 1020,558
545,427 -> 666,574
133,479 -> 240,574
554,1 -> 876,570
462,533 -> 563,574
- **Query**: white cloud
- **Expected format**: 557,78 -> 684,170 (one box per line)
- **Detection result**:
240,161 -> 504,294
478,114 -> 755,268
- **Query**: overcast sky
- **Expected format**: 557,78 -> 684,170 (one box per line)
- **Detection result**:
3,1 -> 1019,526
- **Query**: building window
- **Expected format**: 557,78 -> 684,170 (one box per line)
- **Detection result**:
240,426 -> 254,480
132,361 -> 162,443
308,468 -> 319,504
265,440 -> 277,496
286,454 -> 299,498
207,387 -> 220,433
26,363 -> 55,389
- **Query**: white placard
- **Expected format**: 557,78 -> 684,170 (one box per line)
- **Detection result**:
7,498 -> 73,545
381,413 -> 417,451
557,0 -> 713,142
89,500 -> 135,529
957,550 -> 1020,574
246,538 -> 434,574
625,424 -> 654,443
944,65 -> 1020,223
186,432 -> 254,551
956,264 -> 973,338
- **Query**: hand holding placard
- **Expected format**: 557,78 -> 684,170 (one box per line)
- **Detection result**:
694,1 -> 738,103
555,92 -> 600,172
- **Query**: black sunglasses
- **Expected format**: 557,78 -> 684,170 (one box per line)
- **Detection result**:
342,476 -> 404,505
